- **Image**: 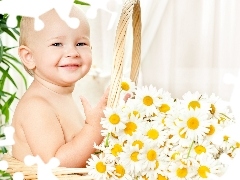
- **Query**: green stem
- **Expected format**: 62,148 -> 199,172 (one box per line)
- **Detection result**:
105,133 -> 110,147
187,140 -> 194,158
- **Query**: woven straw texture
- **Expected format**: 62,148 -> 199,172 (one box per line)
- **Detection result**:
2,0 -> 141,179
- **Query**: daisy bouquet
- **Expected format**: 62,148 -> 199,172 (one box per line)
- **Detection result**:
87,78 -> 238,180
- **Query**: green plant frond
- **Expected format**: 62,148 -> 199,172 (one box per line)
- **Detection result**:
2,93 -> 16,123
0,90 -> 6,97
1,27 -> 17,41
0,133 -> 5,139
74,0 -> 90,6
11,27 -> 20,36
0,90 -> 19,99
3,46 -> 18,52
2,59 -> 28,89
3,52 -> 21,64
0,66 -> 18,88
0,147 -> 8,154
0,38 -> 3,64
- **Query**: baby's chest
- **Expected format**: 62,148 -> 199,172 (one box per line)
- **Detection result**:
56,105 -> 85,142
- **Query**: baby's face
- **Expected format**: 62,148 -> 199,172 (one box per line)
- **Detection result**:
28,8 -> 92,87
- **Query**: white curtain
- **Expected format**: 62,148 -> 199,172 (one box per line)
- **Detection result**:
3,0 -> 240,117
74,0 -> 240,109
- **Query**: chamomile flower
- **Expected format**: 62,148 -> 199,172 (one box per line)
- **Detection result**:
156,94 -> 175,116
87,153 -> 115,180
120,77 -> 136,96
177,108 -> 211,141
218,134 -> 236,151
134,85 -> 162,117
101,106 -> 127,133
141,121 -> 168,146
120,114 -> 144,139
118,141 -> 143,175
108,138 -> 125,158
86,80 -> 235,179
205,118 -> 222,139
123,99 -> 146,119
190,139 -> 218,160
181,91 -> 210,111
168,120 -> 193,147
125,132 -> 148,150
138,142 -> 162,171
141,156 -> 169,180
194,155 -> 224,179
168,161 -> 195,180
110,163 -> 133,180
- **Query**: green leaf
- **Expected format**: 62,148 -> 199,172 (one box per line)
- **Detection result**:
0,133 -> 6,138
0,90 -> 19,99
3,59 -> 28,89
11,27 -> 20,36
74,0 -> 90,6
1,28 -> 17,41
0,67 -> 18,88
0,38 -> 3,64
0,90 -> 6,96
3,46 -> 17,52
3,52 -> 21,64
2,93 -> 16,123
0,147 -> 7,154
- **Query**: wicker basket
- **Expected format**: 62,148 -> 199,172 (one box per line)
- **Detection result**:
2,0 -> 141,179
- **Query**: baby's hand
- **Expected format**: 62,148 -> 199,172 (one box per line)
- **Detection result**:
80,88 -> 109,128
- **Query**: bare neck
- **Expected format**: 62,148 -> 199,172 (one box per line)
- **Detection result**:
33,75 -> 75,96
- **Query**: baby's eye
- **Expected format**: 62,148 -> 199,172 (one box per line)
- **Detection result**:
76,42 -> 87,46
51,43 -> 62,46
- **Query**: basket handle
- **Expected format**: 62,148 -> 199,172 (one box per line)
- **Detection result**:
107,0 -> 141,108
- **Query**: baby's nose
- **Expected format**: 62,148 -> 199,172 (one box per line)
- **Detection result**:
65,47 -> 80,58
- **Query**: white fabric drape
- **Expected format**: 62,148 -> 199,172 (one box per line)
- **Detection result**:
139,0 -> 240,101
3,0 -> 240,117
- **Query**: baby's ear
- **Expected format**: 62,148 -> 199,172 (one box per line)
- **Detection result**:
18,45 -> 36,70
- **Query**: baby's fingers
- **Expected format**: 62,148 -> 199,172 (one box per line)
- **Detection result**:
97,88 -> 110,108
80,96 -> 92,117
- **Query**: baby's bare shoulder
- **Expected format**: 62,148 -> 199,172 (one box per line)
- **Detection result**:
14,93 -> 55,125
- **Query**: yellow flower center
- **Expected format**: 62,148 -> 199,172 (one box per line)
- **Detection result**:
179,128 -> 186,138
206,125 -> 215,135
176,167 -> 188,178
188,101 -> 200,110
96,162 -> 106,173
194,145 -> 206,155
147,149 -> 157,161
124,122 -> 137,135
171,152 -> 180,160
132,140 -> 144,149
141,175 -> 149,180
155,161 -> 159,170
147,129 -> 159,140
115,164 -> 125,178
198,165 -> 210,178
121,82 -> 130,91
109,114 -> 120,124
210,104 -> 216,115
159,104 -> 170,113
236,142 -> 240,148
187,117 -> 199,130
130,152 -> 139,162
157,174 -> 168,180
111,144 -> 123,156
128,110 -> 140,118
143,96 -> 153,106
224,135 -> 229,141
